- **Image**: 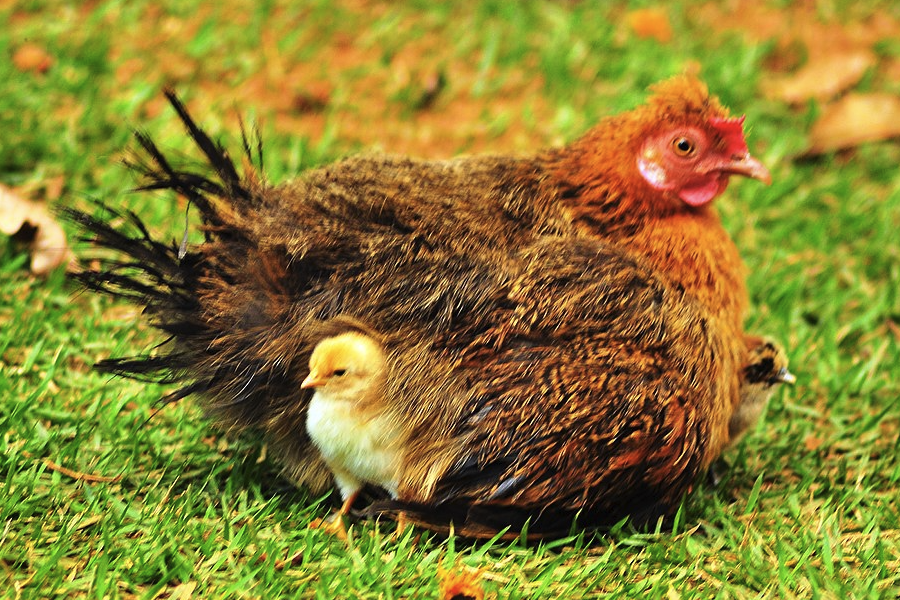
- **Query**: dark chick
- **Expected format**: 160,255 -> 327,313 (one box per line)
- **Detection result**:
729,337 -> 796,447
68,75 -> 775,538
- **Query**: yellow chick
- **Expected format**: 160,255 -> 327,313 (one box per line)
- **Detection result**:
301,331 -> 402,517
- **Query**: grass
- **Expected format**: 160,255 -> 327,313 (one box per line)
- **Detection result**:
2,0 -> 899,598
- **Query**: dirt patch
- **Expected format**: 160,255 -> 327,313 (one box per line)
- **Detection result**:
96,1 -> 559,158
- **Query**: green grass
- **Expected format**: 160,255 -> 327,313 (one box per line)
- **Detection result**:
3,1 -> 900,598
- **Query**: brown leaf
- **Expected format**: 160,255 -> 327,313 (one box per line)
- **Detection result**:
438,566 -> 485,600
41,457 -> 122,483
763,49 -> 876,104
806,92 -> 900,155
12,42 -> 53,74
292,82 -> 331,114
887,320 -> 900,342
626,8 -> 672,43
0,184 -> 75,275
168,582 -> 197,600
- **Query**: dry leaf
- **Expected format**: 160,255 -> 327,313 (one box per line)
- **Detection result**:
887,320 -> 900,342
0,184 -> 75,275
438,566 -> 485,600
13,42 -> 54,74
168,581 -> 197,600
626,8 -> 672,43
763,49 -> 876,104
807,92 -> 900,155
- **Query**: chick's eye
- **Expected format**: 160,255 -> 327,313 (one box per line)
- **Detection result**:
672,136 -> 696,157
332,369 -> 346,377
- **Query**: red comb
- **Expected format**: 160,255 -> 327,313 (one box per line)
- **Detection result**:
709,115 -> 748,156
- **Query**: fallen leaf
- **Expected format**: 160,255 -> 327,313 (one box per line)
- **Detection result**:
438,566 -> 485,600
806,92 -> 900,154
41,457 -> 122,483
12,42 -> 53,74
292,82 -> 331,113
887,320 -> 900,342
168,581 -> 197,600
626,8 -> 672,43
763,49 -> 876,104
804,435 -> 823,452
0,184 -> 75,275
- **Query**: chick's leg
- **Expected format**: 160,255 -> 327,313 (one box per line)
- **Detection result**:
309,474 -> 360,540
339,489 -> 361,516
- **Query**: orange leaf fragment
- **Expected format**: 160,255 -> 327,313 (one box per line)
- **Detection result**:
13,42 -> 54,74
807,92 -> 900,155
763,49 -> 876,104
626,8 -> 672,43
438,566 -> 485,600
804,435 -> 823,452
0,184 -> 75,275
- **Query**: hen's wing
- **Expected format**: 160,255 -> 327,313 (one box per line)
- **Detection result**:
371,238 -> 738,538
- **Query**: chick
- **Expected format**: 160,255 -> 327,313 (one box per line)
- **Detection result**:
728,337 -> 796,446
301,331 -> 401,517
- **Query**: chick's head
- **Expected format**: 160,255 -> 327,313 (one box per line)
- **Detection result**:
301,332 -> 386,402
729,338 -> 795,443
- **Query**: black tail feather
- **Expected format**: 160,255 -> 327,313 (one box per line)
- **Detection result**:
60,93 -> 245,402
62,204 -> 191,305
162,89 -> 247,202
63,199 -> 207,395
63,90 -> 297,426
126,131 -> 221,223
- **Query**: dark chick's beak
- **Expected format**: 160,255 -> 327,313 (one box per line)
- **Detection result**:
775,368 -> 796,385
725,153 -> 772,185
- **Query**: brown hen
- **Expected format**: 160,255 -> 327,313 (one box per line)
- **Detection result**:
68,75 -> 782,538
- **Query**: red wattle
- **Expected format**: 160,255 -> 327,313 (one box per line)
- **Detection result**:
678,178 -> 724,206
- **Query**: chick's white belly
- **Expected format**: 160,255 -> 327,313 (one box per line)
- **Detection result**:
306,397 -> 401,497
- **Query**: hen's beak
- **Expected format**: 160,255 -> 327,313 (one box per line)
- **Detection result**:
724,153 -> 772,185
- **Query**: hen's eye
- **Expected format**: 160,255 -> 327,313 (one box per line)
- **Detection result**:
332,369 -> 347,377
672,136 -> 696,157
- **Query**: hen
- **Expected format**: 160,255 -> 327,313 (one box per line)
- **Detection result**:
69,75 -> 780,538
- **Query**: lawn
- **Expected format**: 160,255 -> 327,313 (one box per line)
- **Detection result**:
2,1 -> 899,598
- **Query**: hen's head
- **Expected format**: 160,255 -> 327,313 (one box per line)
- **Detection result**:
564,75 -> 771,212
632,76 -> 770,207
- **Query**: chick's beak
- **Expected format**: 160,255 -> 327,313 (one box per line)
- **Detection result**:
723,153 -> 772,185
776,368 -> 797,385
300,373 -> 324,389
